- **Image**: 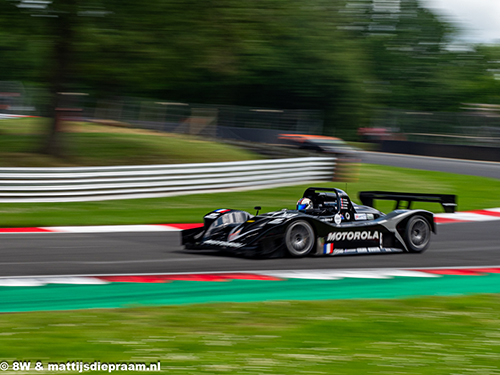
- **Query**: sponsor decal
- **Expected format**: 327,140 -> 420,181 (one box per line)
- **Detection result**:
325,247 -> 403,256
268,219 -> 284,224
354,213 -> 367,221
326,231 -> 380,242
320,217 -> 333,222
204,213 -> 219,219
203,239 -> 244,248
334,214 -> 342,225
269,212 -> 298,219
341,198 -> 349,209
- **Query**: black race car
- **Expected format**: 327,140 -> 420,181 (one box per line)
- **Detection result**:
182,187 -> 456,258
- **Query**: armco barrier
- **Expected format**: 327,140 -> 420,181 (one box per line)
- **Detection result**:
0,157 -> 336,203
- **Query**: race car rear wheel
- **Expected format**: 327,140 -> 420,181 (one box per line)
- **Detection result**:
285,220 -> 315,257
404,215 -> 431,253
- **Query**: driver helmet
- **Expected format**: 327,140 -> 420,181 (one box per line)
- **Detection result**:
297,197 -> 313,210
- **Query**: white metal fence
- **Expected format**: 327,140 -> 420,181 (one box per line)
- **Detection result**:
0,157 -> 336,203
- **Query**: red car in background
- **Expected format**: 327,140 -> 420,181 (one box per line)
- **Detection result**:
278,134 -> 360,160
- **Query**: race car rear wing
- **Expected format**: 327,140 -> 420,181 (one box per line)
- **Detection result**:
359,191 -> 457,213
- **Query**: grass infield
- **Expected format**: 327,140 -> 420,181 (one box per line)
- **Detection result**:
1,295 -> 500,374
0,118 -> 260,167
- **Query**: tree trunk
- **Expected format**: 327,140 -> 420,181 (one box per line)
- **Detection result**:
41,0 -> 77,157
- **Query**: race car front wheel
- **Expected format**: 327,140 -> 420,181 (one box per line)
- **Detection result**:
404,215 -> 431,253
285,220 -> 315,257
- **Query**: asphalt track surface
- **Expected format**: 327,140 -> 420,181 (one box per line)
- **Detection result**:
362,151 -> 500,179
0,220 -> 498,277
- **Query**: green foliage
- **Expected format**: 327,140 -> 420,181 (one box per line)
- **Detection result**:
1,0 -> 500,136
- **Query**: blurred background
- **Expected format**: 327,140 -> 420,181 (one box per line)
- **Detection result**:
1,0 -> 500,158
2,4 -> 500,371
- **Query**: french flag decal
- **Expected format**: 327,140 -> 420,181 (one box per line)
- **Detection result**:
324,243 -> 334,255
215,209 -> 231,213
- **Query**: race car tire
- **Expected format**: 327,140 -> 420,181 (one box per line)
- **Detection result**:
404,215 -> 431,253
285,220 -> 315,257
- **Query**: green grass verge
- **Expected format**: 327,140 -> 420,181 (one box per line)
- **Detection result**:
0,163 -> 499,227
1,295 -> 500,374
0,118 -> 260,166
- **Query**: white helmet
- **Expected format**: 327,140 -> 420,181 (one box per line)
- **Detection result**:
297,197 -> 313,210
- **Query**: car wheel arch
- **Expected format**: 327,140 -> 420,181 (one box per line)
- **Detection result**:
400,214 -> 433,253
